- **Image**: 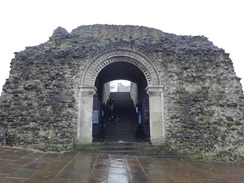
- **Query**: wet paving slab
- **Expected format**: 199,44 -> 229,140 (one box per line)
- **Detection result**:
0,147 -> 244,183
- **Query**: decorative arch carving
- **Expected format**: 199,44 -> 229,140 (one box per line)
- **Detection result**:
81,49 -> 161,86
78,49 -> 165,145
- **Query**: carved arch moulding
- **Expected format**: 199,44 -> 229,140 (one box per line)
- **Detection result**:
81,49 -> 161,87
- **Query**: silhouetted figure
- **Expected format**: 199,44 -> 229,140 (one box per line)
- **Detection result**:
107,98 -> 115,120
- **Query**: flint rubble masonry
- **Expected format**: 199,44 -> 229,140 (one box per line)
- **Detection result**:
0,25 -> 243,160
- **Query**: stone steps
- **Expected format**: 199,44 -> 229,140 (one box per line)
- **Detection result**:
74,142 -> 189,158
105,92 -> 138,142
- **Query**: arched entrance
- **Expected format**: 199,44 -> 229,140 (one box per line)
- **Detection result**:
77,49 -> 165,145
94,62 -> 148,142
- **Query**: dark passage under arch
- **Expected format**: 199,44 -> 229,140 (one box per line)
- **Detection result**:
93,61 -> 150,142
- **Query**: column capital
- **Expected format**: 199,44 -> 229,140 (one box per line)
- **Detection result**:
79,86 -> 97,96
146,85 -> 164,96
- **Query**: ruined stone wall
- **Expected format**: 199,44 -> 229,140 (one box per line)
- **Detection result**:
70,24 -> 167,40
156,47 -> 244,160
0,25 -> 243,159
102,82 -> 110,104
0,44 -> 81,151
130,82 -> 138,106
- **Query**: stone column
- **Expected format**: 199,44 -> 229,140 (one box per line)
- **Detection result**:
146,86 -> 165,145
77,86 -> 96,144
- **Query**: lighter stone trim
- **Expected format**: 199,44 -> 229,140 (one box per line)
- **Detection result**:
77,49 -> 165,145
146,86 -> 165,144
77,86 -> 97,143
81,49 -> 161,86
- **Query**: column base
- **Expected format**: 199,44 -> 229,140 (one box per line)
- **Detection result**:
76,137 -> 92,145
151,137 -> 164,145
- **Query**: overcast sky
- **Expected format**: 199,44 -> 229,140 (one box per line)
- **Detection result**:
0,0 -> 243,93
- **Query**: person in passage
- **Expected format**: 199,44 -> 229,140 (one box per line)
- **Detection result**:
107,98 -> 115,120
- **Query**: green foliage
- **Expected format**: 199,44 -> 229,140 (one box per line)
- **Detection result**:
150,37 -> 160,44
59,42 -> 73,50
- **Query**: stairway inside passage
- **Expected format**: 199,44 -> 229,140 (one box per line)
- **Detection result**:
105,92 -> 137,142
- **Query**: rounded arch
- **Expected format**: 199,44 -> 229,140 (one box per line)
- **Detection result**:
77,49 -> 165,145
81,49 -> 161,86
95,61 -> 147,85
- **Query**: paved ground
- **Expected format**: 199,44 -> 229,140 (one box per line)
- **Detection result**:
0,147 -> 244,183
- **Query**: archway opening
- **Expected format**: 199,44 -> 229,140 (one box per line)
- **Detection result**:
78,50 -> 165,145
92,62 -> 150,142
110,80 -> 130,92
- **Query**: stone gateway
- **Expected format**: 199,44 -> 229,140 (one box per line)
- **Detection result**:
0,25 -> 243,160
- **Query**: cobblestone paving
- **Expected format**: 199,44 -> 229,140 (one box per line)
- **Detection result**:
0,147 -> 244,183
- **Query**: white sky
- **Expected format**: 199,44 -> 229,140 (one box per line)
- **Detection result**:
0,0 -> 243,93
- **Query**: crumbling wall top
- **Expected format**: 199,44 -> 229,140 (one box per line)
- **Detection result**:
69,24 -> 168,39
47,24 -> 221,53
50,26 -> 69,40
